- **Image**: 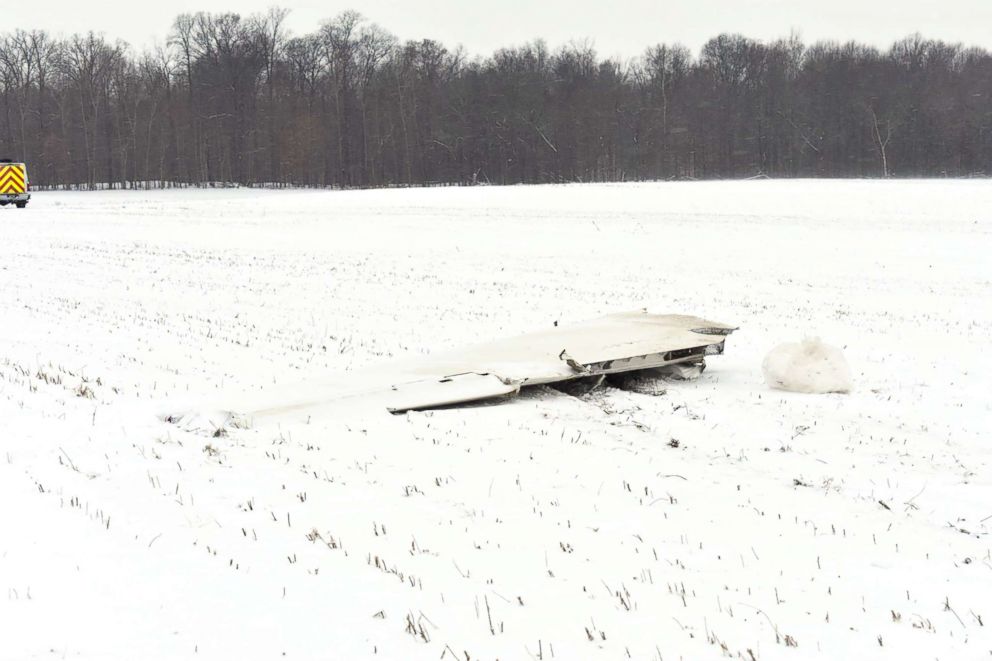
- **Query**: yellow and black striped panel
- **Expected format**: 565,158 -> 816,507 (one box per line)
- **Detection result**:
0,164 -> 26,194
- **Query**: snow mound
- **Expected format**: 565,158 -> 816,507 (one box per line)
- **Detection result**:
762,337 -> 852,394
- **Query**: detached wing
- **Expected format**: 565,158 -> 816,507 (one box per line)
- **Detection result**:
380,311 -> 736,412
171,311 -> 736,426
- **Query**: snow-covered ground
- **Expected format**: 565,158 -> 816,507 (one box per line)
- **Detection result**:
1,180 -> 990,660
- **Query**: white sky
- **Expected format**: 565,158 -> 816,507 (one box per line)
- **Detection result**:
13,0 -> 992,58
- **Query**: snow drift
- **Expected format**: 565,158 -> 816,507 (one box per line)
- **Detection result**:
762,337 -> 852,393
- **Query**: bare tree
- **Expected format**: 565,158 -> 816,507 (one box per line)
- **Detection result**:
869,105 -> 894,177
260,7 -> 289,184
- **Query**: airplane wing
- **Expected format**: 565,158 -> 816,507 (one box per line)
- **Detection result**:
223,311 -> 737,421
378,311 -> 736,413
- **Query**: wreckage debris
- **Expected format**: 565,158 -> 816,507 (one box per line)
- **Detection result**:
166,311 -> 737,427
382,311 -> 736,413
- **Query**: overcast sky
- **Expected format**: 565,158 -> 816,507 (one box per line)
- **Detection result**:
12,0 -> 992,58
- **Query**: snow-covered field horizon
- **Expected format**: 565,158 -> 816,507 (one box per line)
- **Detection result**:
1,180 -> 990,660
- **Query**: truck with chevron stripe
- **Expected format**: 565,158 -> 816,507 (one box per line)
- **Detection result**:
0,160 -> 30,208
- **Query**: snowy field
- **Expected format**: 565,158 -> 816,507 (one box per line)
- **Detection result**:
1,180 -> 990,660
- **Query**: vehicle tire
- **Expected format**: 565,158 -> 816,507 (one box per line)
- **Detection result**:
15,202 -> 26,208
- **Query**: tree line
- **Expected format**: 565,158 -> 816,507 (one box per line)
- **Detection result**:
1,10 -> 990,189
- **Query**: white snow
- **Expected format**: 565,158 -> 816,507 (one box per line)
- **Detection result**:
762,338 -> 853,394
1,180 -> 990,660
